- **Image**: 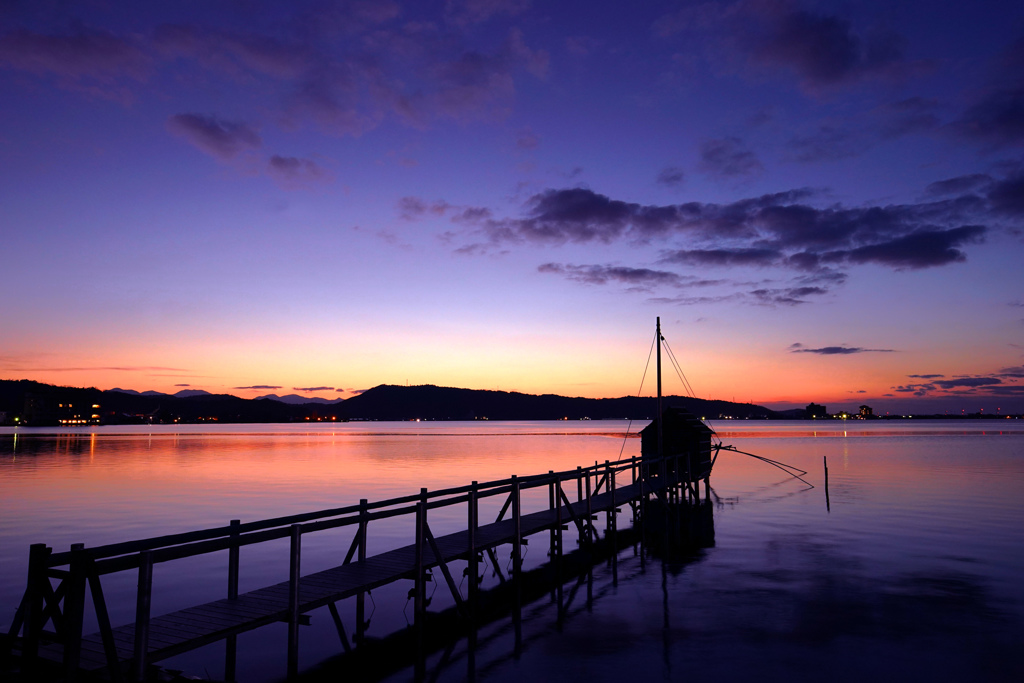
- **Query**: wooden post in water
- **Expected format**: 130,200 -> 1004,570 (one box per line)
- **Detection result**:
356,499 -> 367,645
824,456 -> 830,512
414,488 -> 427,679
132,550 -> 154,682
287,524 -> 302,679
64,543 -> 87,682
225,519 -> 240,682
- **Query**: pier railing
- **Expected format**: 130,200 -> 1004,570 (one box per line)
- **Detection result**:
8,450 -> 708,681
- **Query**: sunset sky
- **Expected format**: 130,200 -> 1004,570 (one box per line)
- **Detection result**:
2,0 -> 1023,414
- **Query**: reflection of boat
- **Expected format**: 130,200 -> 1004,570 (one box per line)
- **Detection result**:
638,318 -> 718,499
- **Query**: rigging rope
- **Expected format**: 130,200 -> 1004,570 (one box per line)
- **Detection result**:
616,329 -> 658,461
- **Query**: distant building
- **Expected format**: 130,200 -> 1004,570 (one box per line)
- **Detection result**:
24,393 -> 101,426
859,405 -> 873,417
806,403 -> 827,419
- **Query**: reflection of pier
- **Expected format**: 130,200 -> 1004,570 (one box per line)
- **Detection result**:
7,451 -> 712,682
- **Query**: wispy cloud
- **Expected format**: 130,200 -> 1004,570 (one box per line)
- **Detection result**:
294,386 -> 334,392
167,113 -> 261,160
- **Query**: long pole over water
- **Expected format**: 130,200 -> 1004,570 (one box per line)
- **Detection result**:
656,317 -> 663,458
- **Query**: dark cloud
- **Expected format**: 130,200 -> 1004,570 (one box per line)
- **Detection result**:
422,177 -> 1001,276
925,174 -> 994,198
267,155 -> 330,188
933,378 -> 1002,389
167,113 -> 261,160
827,225 -> 986,270
698,137 -> 763,178
174,383 -> 191,387
351,388 -> 370,395
793,346 -> 895,355
908,374 -> 944,379
294,386 -> 335,392
661,247 -> 781,267
998,366 -> 1024,378
752,7 -> 907,88
154,23 -> 312,80
538,263 -> 683,288
656,166 -> 685,188
235,385 -> 283,390
988,173 -> 1024,216
750,286 -> 826,305
952,38 -> 1024,147
0,24 -> 150,85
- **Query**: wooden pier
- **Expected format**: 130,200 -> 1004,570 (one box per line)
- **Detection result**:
6,451 -> 712,682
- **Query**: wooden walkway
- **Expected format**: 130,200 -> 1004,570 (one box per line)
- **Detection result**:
9,452 -> 712,681
45,481 -> 643,674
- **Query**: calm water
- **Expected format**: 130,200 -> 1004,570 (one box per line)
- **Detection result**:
2,421 -> 1023,682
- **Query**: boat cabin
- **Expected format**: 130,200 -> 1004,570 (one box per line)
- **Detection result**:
640,407 -> 716,483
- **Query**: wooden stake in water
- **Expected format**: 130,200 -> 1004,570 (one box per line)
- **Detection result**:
824,456 -> 831,513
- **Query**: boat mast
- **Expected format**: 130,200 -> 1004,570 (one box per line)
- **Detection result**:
656,317 -> 663,458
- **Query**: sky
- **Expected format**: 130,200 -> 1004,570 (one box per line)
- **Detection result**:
1,0 -> 1023,415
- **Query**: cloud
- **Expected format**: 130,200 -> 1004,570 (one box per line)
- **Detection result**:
988,173 -> 1024,216
698,137 -> 763,178
154,23 -> 312,80
174,383 -> 191,387
538,263 -> 684,289
933,377 -> 1002,389
830,225 -> 986,270
661,247 -> 781,267
792,346 -> 895,355
749,6 -> 910,88
266,155 -> 331,188
0,24 -> 150,86
235,385 -> 283,390
167,113 -> 261,160
925,174 -> 994,198
750,287 -> 826,305
294,386 -> 335,392
998,366 -> 1024,378
908,374 -> 944,379
656,166 -> 686,188
952,37 -> 1024,147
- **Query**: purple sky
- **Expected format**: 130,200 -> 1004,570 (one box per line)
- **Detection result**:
1,0 -> 1023,414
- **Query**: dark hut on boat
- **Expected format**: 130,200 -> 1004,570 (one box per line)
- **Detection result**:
640,407 -> 716,483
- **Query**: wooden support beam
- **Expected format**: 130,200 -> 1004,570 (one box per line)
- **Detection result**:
20,543 -> 50,673
423,522 -> 466,616
86,560 -> 124,683
326,602 -> 351,654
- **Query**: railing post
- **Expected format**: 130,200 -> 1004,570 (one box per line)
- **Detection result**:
414,488 -> 427,680
21,543 -> 51,672
577,466 -> 583,503
548,471 -> 556,560
225,519 -> 240,682
511,475 -> 522,579
287,524 -> 302,679
132,550 -> 153,682
356,499 -> 367,646
64,543 -> 87,682
609,461 -> 616,535
585,469 -> 593,544
468,481 -> 479,591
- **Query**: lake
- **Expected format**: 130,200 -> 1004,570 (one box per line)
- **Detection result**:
2,420 -> 1023,682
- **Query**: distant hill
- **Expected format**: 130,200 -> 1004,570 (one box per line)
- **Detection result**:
255,393 -> 344,405
332,384 -> 775,421
0,379 -> 781,425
